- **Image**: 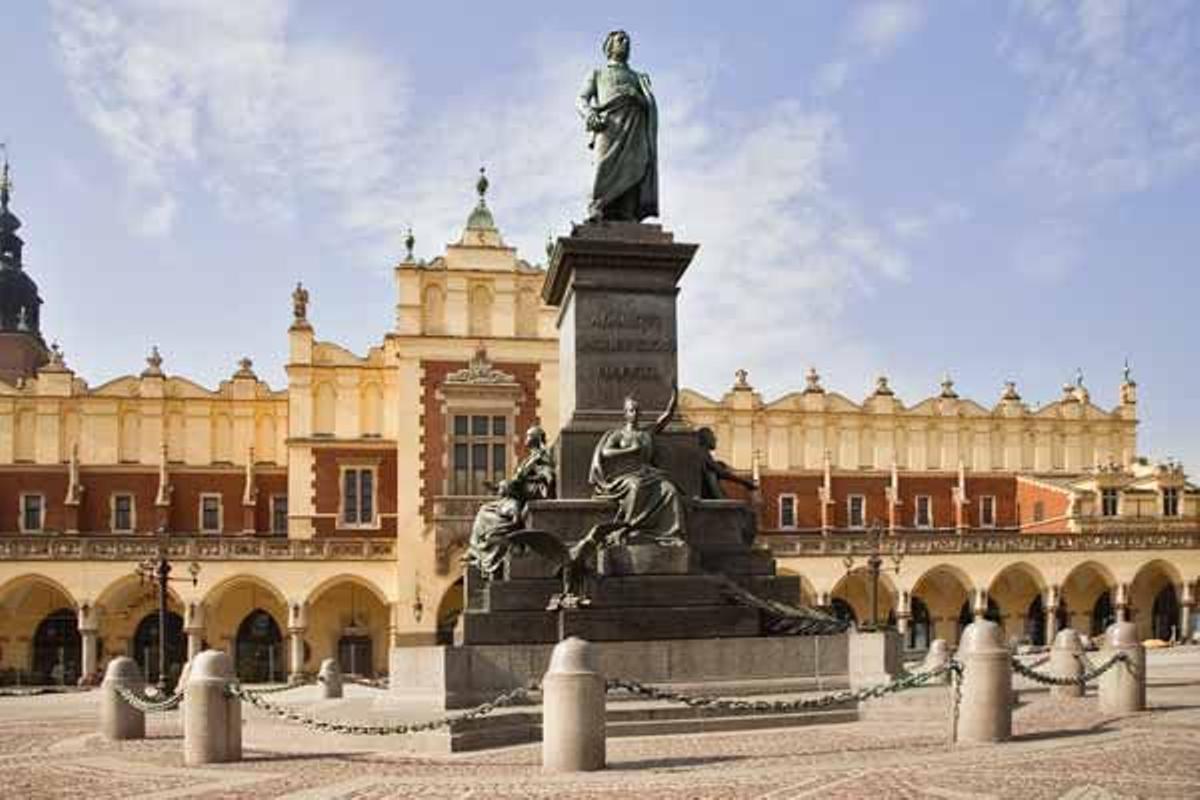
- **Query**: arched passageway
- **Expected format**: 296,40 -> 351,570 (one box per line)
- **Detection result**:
32,608 -> 81,685
235,609 -> 284,683
436,578 -> 464,646
131,611 -> 185,687
1130,560 -> 1183,641
1151,586 -> 1180,641
831,570 -> 896,630
912,565 -> 973,645
1061,562 -> 1116,637
906,596 -> 932,651
305,577 -> 390,677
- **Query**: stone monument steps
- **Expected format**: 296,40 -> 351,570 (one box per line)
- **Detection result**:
435,693 -> 859,753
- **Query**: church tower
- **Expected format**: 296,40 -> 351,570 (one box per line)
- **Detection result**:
0,153 -> 50,384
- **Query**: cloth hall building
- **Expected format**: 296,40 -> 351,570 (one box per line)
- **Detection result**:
0,164 -> 1196,687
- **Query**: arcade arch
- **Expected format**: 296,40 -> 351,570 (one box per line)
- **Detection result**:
0,576 -> 78,682
911,565 -> 974,645
305,576 -> 390,676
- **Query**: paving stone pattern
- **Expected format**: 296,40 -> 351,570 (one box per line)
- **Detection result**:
3,649 -> 1200,799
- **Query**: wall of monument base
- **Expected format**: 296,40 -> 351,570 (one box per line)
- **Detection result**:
388,634 -> 850,709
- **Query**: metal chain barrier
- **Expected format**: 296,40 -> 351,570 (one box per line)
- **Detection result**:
240,678 -> 316,696
114,684 -> 184,713
1009,651 -> 1128,687
227,682 -> 537,736
344,676 -> 390,690
605,661 -> 961,713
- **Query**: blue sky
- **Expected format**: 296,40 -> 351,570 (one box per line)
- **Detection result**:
4,1 -> 1199,467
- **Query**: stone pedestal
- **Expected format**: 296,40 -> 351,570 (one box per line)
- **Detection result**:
848,629 -> 900,691
1099,621 -> 1145,714
597,543 -> 694,576
1049,629 -> 1084,699
541,637 -> 606,773
955,620 -> 1012,744
319,657 -> 343,699
100,657 -> 145,741
184,650 -> 242,765
543,222 -> 700,499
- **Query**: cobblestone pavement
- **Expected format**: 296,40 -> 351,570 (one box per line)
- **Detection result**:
3,649 -> 1200,799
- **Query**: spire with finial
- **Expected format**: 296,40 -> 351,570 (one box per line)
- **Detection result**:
464,166 -> 498,233
141,345 -> 164,378
0,143 -> 10,214
1120,358 -> 1138,406
939,372 -> 958,399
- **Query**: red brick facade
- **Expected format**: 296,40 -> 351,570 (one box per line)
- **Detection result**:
1016,477 -> 1072,533
312,447 -> 397,537
419,359 -> 542,521
0,468 -> 68,532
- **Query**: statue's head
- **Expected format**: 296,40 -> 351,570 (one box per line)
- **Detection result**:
525,425 -> 546,449
603,30 -> 631,63
623,395 -> 640,424
698,426 -> 717,452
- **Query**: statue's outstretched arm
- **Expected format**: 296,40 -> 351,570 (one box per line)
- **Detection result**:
653,383 -> 678,434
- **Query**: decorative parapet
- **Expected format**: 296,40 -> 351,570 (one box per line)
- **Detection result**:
0,535 -> 395,561
765,528 -> 1200,558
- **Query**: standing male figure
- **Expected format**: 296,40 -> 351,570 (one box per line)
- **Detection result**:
577,30 -> 659,222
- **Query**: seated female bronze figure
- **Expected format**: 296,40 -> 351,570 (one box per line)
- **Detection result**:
589,389 -> 687,546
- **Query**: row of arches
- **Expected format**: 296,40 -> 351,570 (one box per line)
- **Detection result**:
822,558 -> 1192,647
312,382 -> 384,437
0,573 -> 393,685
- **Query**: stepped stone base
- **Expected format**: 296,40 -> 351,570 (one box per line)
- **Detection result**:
389,634 -> 849,710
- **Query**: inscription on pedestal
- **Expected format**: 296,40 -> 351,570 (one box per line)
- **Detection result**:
572,292 -> 676,414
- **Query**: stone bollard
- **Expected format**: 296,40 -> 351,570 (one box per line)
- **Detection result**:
184,650 -> 242,765
541,636 -> 606,773
921,639 -> 952,685
954,620 -> 1012,744
318,658 -> 343,699
1049,629 -> 1084,699
100,656 -> 146,740
1099,621 -> 1145,714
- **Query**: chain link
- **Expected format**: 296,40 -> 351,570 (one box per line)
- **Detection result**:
240,678 -> 316,696
344,676 -> 389,690
227,682 -> 537,735
1009,651 -> 1128,687
114,684 -> 184,713
606,662 -> 960,713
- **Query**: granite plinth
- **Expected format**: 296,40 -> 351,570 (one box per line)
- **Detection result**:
597,543 -> 694,576
390,634 -> 849,709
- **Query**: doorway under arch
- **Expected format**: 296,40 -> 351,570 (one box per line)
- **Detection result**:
906,596 -> 932,651
1151,585 -> 1180,641
132,611 -> 185,687
235,609 -> 284,682
1091,592 -> 1115,636
32,608 -> 81,685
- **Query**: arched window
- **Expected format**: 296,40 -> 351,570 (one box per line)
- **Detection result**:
360,384 -> 383,437
235,609 -> 283,683
422,284 -> 445,334
314,383 -> 336,436
516,288 -> 538,337
468,284 -> 492,337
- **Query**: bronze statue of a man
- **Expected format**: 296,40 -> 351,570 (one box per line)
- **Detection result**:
577,30 -> 659,222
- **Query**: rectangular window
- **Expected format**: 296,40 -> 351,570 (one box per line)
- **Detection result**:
449,412 -> 510,495
200,494 -> 222,533
778,495 -> 797,529
914,495 -> 932,528
1101,488 -> 1119,518
112,494 -> 134,533
342,468 -> 376,526
848,495 -> 866,528
20,494 -> 44,533
1163,488 -> 1180,518
1033,501 -> 1045,523
271,495 -> 288,534
980,495 -> 997,528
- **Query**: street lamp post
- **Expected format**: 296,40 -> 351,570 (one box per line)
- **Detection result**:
842,521 -> 904,632
136,537 -> 200,694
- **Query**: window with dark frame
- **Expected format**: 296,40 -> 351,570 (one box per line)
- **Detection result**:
914,495 -> 932,528
342,468 -> 375,526
1033,501 -> 1046,523
21,494 -> 44,532
778,495 -> 796,529
1163,487 -> 1180,518
200,495 -> 221,533
1101,488 -> 1119,518
848,495 -> 866,528
112,494 -> 134,532
450,413 -> 509,495
980,495 -> 996,528
271,495 -> 288,534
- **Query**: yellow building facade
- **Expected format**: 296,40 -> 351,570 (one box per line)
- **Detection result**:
0,172 -> 1196,686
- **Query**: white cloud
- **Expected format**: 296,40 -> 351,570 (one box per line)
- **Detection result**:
1002,0 -> 1200,204
50,0 -> 407,238
889,202 -> 970,241
816,1 -> 927,96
